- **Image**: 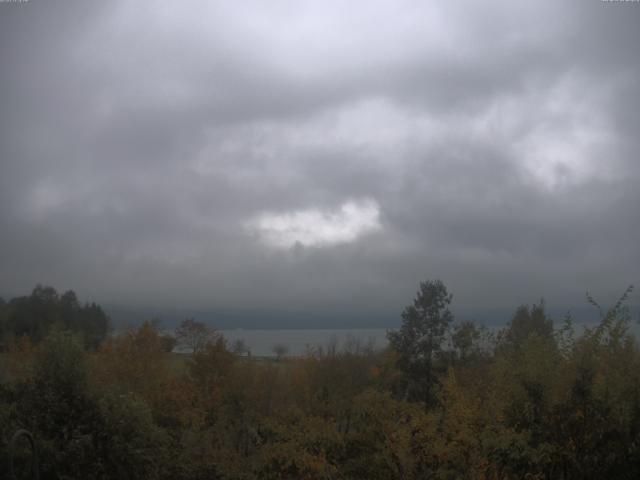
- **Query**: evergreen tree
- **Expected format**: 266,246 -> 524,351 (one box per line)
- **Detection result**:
387,279 -> 453,407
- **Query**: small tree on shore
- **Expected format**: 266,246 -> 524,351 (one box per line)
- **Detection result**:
175,318 -> 215,354
232,338 -> 250,356
272,343 -> 288,361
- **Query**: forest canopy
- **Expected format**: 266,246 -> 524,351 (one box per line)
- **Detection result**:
0,285 -> 110,349
0,282 -> 639,480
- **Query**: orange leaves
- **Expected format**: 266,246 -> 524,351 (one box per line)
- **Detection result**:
92,322 -> 170,403
3,335 -> 37,382
157,376 -> 206,428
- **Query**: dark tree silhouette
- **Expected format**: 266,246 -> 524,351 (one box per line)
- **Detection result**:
388,279 -> 453,407
175,318 -> 215,354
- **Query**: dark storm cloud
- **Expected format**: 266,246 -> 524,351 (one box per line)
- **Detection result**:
1,0 -> 638,322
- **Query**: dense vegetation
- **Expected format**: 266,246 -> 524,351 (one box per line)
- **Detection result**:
0,285 -> 109,349
1,282 -> 639,479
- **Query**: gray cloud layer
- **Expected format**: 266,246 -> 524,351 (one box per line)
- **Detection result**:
1,1 -> 638,323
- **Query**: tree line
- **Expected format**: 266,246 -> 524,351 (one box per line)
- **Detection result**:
0,285 -> 109,349
1,281 -> 639,479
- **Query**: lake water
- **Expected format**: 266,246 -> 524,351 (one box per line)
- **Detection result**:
217,320 -> 640,357
219,328 -> 390,357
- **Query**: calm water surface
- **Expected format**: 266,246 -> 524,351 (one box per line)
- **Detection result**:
219,328 -> 390,357
171,320 -> 639,357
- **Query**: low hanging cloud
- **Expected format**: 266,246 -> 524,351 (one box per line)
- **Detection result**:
0,1 -> 638,316
246,199 -> 381,249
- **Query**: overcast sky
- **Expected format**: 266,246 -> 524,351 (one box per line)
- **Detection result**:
1,1 -> 638,324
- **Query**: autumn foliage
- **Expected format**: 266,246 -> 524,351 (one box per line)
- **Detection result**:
1,283 -> 639,479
